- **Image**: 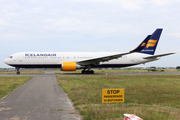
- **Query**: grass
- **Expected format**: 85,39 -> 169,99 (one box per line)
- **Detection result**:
57,75 -> 180,120
0,69 -> 45,74
0,76 -> 31,99
55,69 -> 180,74
1,68 -> 178,74
55,69 -> 147,74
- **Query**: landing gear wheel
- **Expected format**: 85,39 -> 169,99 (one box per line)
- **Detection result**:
81,69 -> 94,74
86,71 -> 90,74
90,70 -> 94,74
17,71 -> 20,75
15,67 -> 20,75
82,70 -> 85,74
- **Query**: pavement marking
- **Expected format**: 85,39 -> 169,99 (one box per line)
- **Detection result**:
0,107 -> 12,111
44,71 -> 55,74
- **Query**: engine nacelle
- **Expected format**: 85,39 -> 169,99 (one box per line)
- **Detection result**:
61,62 -> 85,71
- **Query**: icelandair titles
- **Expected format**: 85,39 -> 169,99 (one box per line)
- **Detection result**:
141,49 -> 154,52
25,53 -> 56,57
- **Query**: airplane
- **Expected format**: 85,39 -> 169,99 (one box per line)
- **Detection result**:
4,28 -> 175,75
142,67 -> 156,71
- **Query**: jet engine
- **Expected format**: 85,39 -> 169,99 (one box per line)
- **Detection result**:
61,62 -> 85,71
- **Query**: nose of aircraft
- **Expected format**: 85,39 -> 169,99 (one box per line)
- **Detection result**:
4,58 -> 9,64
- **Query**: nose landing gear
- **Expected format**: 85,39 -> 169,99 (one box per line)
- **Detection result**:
16,67 -> 20,75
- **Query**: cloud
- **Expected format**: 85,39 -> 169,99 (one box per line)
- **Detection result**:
24,7 -> 45,14
74,0 -> 114,4
0,0 -> 180,67
120,0 -> 143,10
74,0 -> 143,10
0,20 -> 7,25
151,0 -> 172,5
0,33 -> 28,42
170,33 -> 180,39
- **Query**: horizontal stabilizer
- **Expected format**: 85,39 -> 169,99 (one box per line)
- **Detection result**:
143,53 -> 175,59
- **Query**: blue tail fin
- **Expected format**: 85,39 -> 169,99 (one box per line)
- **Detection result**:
130,35 -> 151,53
139,29 -> 163,55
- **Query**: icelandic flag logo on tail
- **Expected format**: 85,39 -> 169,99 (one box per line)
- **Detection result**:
139,29 -> 163,55
140,42 -> 146,47
146,39 -> 157,48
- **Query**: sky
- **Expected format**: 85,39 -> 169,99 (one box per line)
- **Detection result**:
0,0 -> 180,68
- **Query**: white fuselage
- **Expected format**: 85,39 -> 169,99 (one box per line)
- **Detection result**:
4,52 -> 159,69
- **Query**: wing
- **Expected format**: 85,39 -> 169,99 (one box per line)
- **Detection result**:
77,35 -> 151,66
77,52 -> 132,66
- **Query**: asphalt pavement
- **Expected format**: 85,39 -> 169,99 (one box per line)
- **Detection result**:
0,75 -> 80,120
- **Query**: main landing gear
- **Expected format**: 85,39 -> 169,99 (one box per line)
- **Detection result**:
81,70 -> 94,74
16,67 -> 20,75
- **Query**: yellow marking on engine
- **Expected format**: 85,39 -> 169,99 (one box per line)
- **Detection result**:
62,62 -> 76,71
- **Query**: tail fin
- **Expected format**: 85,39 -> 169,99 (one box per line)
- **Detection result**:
139,29 -> 163,55
130,35 -> 151,53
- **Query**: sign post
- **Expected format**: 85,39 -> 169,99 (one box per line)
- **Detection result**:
102,89 -> 124,103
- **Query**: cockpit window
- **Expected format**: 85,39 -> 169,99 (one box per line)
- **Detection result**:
9,56 -> 13,58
